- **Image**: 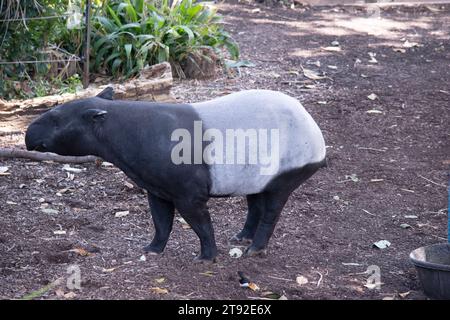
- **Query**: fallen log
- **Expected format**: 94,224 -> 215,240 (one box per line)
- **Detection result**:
0,62 -> 175,117
0,147 -> 99,164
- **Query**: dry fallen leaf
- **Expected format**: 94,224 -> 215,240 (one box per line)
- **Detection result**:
55,289 -> 65,298
57,188 -> 71,194
150,287 -> 169,294
70,248 -> 91,256
364,282 -> 381,290
155,277 -> 166,284
403,40 -> 421,48
425,5 -> 442,13
399,291 -> 411,298
367,93 -> 378,100
64,291 -> 77,299
366,109 -> 383,114
287,70 -> 300,76
322,46 -> 341,52
301,66 -> 327,80
0,166 -> 10,175
62,164 -> 85,173
261,291 -> 281,299
308,60 -> 321,67
53,230 -> 67,235
102,267 -> 117,273
115,210 -> 129,218
248,282 -> 260,291
373,240 -> 391,249
41,208 -> 59,215
176,217 -> 191,229
124,181 -> 134,189
296,275 -> 309,286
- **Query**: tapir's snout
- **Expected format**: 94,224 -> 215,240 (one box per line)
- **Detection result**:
25,123 -> 49,152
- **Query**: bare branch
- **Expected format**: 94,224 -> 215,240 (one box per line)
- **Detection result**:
0,148 -> 99,164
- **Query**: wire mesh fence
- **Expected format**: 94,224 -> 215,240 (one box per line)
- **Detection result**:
0,0 -> 91,90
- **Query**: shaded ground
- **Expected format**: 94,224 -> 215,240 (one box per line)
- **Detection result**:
0,2 -> 449,299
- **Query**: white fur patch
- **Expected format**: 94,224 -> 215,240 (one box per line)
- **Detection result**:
193,90 -> 325,196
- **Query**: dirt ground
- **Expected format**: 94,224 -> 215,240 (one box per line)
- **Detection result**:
0,2 -> 449,300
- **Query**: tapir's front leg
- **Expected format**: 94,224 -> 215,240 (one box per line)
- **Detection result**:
175,197 -> 217,263
144,194 -> 175,254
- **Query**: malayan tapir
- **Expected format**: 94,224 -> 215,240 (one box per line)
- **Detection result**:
25,88 -> 326,262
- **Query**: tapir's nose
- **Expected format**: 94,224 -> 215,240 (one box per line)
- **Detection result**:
25,124 -> 48,152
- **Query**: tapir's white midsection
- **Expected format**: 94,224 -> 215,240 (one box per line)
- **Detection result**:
192,90 -> 326,196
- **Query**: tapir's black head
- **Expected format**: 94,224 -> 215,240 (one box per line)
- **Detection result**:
25,87 -> 114,156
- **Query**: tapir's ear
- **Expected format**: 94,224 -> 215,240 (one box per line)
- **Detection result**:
82,109 -> 108,122
96,87 -> 114,100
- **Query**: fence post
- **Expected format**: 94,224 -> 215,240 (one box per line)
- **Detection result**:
83,0 -> 91,89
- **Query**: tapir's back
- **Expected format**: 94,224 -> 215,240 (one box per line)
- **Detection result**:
192,90 -> 326,196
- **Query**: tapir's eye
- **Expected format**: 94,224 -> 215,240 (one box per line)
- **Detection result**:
48,113 -> 60,128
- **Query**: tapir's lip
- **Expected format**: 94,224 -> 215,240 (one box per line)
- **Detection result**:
26,141 -> 48,152
34,143 -> 48,152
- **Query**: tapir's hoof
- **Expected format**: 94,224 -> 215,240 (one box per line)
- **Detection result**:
229,234 -> 252,246
143,244 -> 163,255
244,246 -> 267,257
193,255 -> 217,264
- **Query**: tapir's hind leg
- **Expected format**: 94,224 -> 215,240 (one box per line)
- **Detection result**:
230,193 -> 265,245
245,161 -> 325,256
144,194 -> 175,254
245,191 -> 290,256
175,198 -> 218,262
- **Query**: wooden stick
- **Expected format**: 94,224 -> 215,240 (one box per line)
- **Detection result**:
0,131 -> 23,136
358,147 -> 386,152
417,174 -> 446,188
0,148 -> 99,164
267,275 -> 294,282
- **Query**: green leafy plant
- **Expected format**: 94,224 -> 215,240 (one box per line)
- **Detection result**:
0,0 -> 84,100
92,0 -> 239,78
